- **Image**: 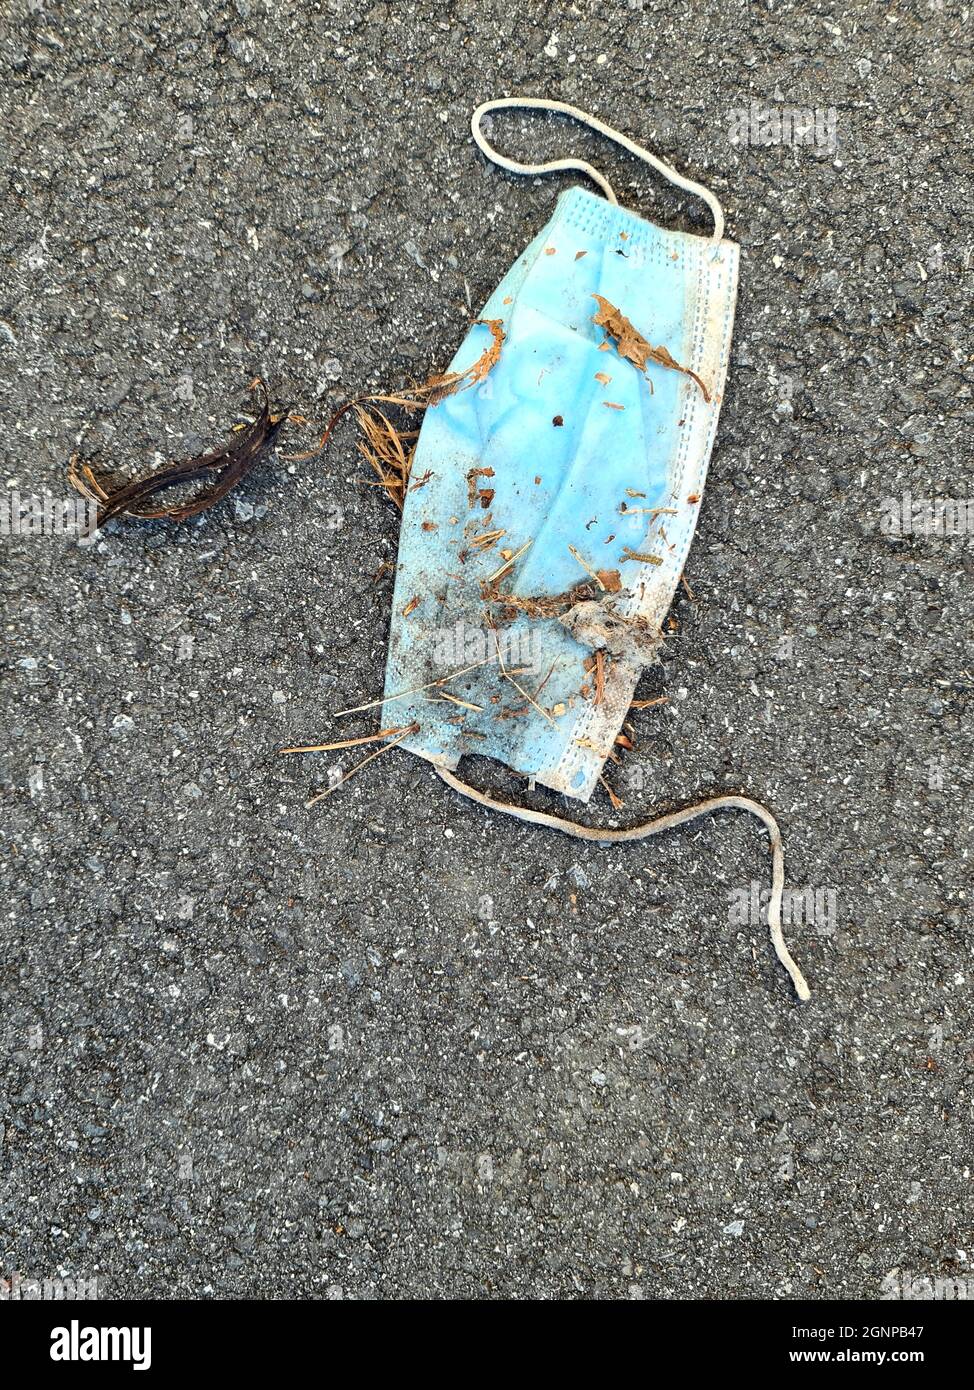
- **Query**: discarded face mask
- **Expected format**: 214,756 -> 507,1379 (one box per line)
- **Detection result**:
366,99 -> 809,1001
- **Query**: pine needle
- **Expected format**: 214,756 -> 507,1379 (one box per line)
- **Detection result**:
486,538 -> 531,584
598,775 -> 624,810
335,653 -> 502,717
503,670 -> 555,724
434,692 -> 484,712
279,725 -> 411,754
567,543 -> 606,591
305,723 -> 418,807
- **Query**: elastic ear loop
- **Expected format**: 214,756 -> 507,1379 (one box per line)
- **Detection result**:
471,96 -> 725,244
437,768 -> 810,1002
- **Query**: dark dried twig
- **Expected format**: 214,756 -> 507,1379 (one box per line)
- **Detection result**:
289,319 -> 506,509
68,379 -> 287,527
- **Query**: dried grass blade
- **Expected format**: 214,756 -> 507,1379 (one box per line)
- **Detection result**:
305,723 -> 418,808
279,725 -> 411,755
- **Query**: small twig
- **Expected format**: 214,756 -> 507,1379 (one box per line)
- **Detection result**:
532,661 -> 558,700
503,671 -> 555,724
279,724 -> 409,754
622,505 -> 678,518
470,527 -> 506,552
434,692 -> 484,712
335,654 -> 501,717
495,637 -> 553,725
486,539 -> 531,585
567,543 -> 606,591
305,724 -> 418,808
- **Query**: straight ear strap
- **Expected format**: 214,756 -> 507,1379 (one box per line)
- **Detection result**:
471,96 -> 725,244
436,766 -> 810,1001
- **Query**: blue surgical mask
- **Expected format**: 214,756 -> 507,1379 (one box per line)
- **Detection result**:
373,98 -> 809,1001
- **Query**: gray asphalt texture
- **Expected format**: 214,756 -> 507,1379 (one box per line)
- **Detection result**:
1,0 -> 972,1302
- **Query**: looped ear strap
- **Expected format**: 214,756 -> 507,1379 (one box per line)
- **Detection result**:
471,96 -> 725,244
436,766 -> 810,1002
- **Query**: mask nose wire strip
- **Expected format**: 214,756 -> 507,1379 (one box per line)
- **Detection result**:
435,766 -> 810,1002
471,96 -> 725,244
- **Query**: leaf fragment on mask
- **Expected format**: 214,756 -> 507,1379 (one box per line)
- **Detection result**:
466,465 -> 495,508
621,546 -> 663,566
575,736 -> 610,756
424,317 -> 506,403
591,295 -> 711,401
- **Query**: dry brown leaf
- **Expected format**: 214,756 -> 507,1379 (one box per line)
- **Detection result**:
592,295 -> 711,401
424,318 -> 506,404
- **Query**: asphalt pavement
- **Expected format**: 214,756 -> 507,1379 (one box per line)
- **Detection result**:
1,0 -> 971,1299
